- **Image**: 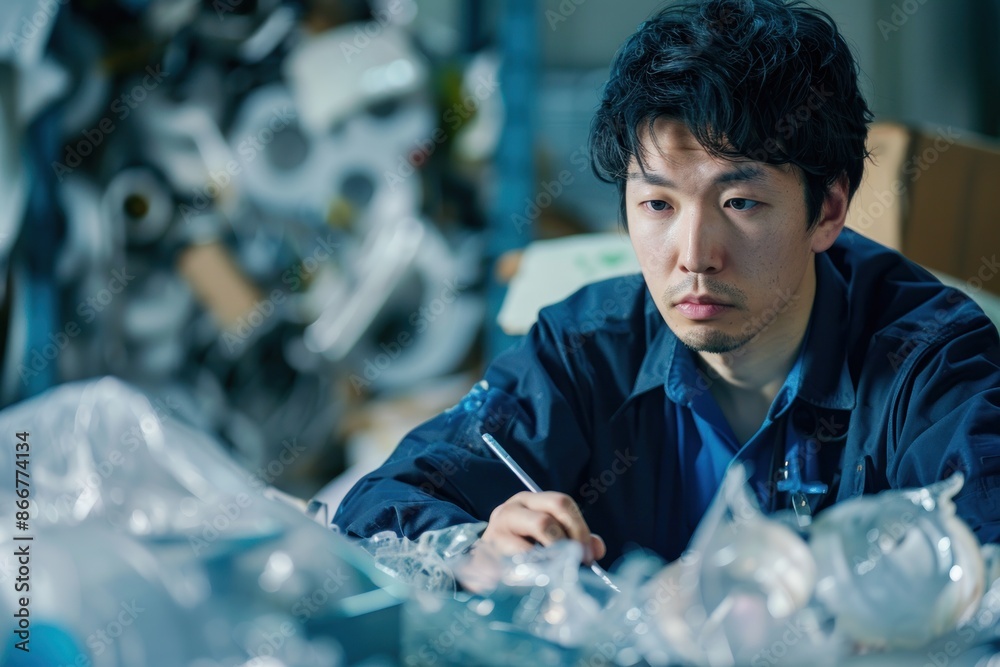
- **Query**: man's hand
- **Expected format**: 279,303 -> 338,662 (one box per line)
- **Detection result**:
479,491 -> 607,564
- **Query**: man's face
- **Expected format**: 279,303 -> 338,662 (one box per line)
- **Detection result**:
625,119 -> 841,354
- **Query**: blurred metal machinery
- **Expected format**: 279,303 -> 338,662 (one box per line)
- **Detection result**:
0,0 -> 495,491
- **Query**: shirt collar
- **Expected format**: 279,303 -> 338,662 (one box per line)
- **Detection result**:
615,251 -> 856,419
790,250 -> 856,412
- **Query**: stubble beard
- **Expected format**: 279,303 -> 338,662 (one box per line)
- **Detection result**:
677,327 -> 754,354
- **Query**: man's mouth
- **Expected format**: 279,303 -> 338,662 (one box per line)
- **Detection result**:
674,294 -> 732,320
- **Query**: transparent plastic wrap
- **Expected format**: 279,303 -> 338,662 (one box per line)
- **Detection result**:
639,465 -> 842,667
810,472 -> 986,649
637,466 -> 996,666
0,377 -> 405,666
20,377 -> 991,665
359,522 -> 485,595
0,377 -> 266,537
397,537 -> 659,666
379,523 -> 722,666
375,464 -> 1000,667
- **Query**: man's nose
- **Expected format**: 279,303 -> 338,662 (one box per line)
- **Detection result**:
676,207 -> 724,275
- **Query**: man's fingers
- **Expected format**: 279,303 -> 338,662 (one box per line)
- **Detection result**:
519,492 -> 592,553
494,503 -> 569,546
590,533 -> 607,561
484,491 -> 597,563
482,533 -> 535,556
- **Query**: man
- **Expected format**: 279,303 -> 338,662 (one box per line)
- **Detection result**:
334,0 -> 1000,567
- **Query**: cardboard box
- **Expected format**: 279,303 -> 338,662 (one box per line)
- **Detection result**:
176,241 -> 263,328
846,123 -> 1000,296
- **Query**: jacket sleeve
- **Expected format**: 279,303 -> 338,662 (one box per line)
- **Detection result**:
889,312 -> 1000,544
332,307 -> 596,540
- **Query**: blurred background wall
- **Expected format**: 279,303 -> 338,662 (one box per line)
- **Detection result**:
536,0 -> 1000,229
0,0 -> 997,498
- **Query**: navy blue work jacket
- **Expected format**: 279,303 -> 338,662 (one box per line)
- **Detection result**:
333,229 -> 1000,565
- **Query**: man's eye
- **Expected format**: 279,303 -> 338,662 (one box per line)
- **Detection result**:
643,200 -> 670,212
726,198 -> 760,211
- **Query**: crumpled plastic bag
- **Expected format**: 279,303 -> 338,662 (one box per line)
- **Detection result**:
359,522 -> 486,595
359,464 -> 1000,667
0,377 -> 399,667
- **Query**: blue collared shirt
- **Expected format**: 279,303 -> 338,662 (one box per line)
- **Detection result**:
334,229 -> 1000,565
666,254 -> 854,538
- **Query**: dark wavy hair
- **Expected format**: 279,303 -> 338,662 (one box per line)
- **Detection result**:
590,0 -> 873,229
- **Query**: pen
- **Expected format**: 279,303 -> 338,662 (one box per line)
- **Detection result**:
480,432 -> 621,593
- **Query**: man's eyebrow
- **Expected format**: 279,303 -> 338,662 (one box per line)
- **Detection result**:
627,164 -> 768,187
627,171 -> 676,187
715,164 -> 767,185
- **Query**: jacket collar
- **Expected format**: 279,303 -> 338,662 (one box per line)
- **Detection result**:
613,251 -> 856,421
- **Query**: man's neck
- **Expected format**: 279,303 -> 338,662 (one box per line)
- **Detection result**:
695,258 -> 817,434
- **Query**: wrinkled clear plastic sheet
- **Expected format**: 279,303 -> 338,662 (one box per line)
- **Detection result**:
8,377 -> 1000,667
0,377 -> 405,667
360,467 -> 1000,667
365,526 -> 671,667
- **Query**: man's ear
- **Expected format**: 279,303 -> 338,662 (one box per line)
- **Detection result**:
810,174 -> 850,253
